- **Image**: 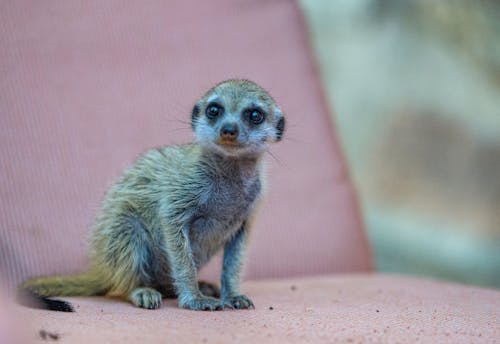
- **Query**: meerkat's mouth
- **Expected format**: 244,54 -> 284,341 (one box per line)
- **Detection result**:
217,139 -> 241,147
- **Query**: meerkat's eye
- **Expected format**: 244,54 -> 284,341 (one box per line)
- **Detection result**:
206,103 -> 223,119
245,109 -> 265,125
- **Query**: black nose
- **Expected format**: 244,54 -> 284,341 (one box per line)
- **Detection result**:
220,123 -> 239,140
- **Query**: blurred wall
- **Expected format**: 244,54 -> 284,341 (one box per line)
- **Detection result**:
300,0 -> 500,288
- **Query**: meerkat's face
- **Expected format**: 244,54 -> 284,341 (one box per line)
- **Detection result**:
191,79 -> 285,157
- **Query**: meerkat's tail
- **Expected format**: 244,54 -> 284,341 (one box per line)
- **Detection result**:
17,271 -> 108,312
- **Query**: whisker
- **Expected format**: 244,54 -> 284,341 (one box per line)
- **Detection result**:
282,136 -> 307,144
169,100 -> 190,114
162,116 -> 192,127
283,123 -> 303,129
168,127 -> 192,133
265,149 -> 287,168
175,119 -> 192,126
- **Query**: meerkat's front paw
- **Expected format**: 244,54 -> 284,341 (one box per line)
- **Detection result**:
129,287 -> 163,309
223,294 -> 255,310
179,296 -> 224,311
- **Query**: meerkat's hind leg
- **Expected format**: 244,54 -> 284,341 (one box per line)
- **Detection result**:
198,281 -> 220,298
105,216 -> 164,309
129,287 -> 163,309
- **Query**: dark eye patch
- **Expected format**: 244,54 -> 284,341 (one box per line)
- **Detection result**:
191,104 -> 200,129
206,103 -> 224,120
276,117 -> 285,141
244,108 -> 266,125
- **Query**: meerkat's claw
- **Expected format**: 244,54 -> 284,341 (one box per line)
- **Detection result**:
180,296 -> 225,311
129,287 -> 163,310
223,301 -> 235,310
223,294 -> 255,310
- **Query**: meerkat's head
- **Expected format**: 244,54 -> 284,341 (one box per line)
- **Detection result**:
191,79 -> 285,158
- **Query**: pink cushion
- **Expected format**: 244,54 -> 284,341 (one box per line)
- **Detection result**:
0,0 -> 371,290
10,274 -> 499,343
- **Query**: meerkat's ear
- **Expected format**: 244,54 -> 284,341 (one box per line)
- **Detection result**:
191,102 -> 201,130
274,107 -> 285,142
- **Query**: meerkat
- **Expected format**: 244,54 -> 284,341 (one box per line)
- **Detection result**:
19,79 -> 285,312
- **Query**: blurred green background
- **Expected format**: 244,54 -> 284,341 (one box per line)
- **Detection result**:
299,0 -> 500,288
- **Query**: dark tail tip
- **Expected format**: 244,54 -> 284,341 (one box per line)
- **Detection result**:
17,289 -> 74,312
39,296 -> 74,312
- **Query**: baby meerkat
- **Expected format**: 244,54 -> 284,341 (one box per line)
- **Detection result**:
19,79 -> 285,312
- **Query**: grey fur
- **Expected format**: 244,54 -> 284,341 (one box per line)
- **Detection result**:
20,79 -> 284,311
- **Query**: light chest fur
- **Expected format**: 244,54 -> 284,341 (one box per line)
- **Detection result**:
188,157 -> 262,267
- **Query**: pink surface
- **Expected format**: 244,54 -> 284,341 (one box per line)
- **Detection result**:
0,0 -> 371,290
15,274 -> 500,343
0,289 -> 29,344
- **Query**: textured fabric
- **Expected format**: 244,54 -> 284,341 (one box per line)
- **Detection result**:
10,274 -> 499,343
0,0 -> 371,291
0,289 -> 27,344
